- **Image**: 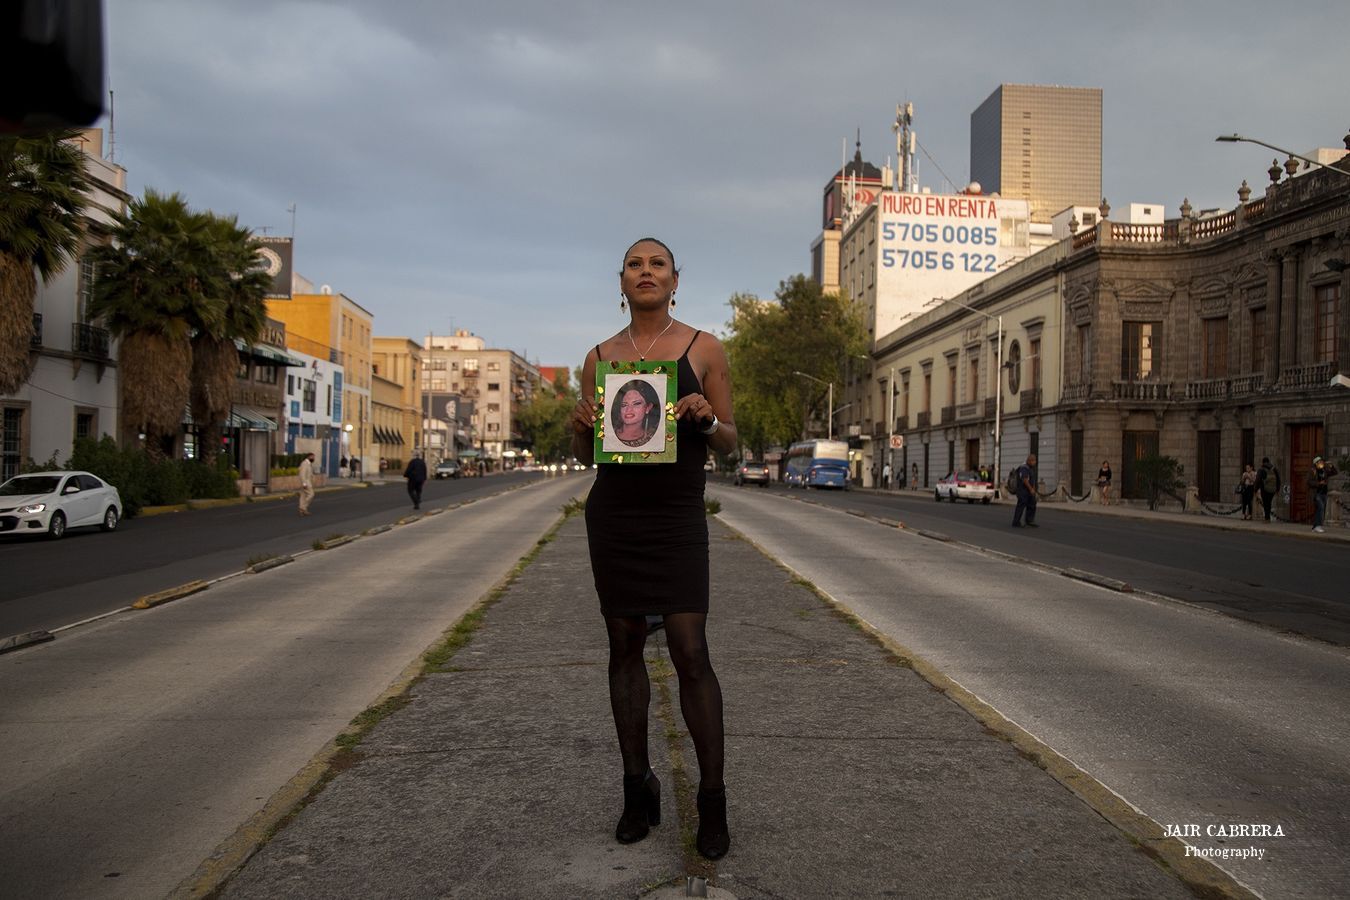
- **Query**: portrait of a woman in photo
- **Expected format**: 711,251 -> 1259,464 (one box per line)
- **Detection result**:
610,379 -> 662,448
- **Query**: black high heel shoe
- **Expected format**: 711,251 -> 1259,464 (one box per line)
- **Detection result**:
696,786 -> 730,860
615,769 -> 661,844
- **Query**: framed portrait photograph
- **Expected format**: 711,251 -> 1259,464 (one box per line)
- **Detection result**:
595,360 -> 679,463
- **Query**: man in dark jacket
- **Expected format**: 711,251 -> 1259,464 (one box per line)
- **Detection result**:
1011,453 -> 1039,528
404,453 -> 428,510
1308,455 -> 1338,533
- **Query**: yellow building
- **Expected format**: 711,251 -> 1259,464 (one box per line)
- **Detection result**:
372,337 -> 425,454
371,374 -> 406,471
266,290 -> 375,475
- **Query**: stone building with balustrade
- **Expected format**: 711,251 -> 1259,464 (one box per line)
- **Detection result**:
871,141 -> 1349,523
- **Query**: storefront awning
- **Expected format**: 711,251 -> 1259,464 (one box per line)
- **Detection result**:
235,339 -> 305,367
230,405 -> 279,431
459,449 -> 481,458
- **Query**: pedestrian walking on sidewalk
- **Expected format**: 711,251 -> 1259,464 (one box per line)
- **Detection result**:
403,453 -> 427,510
882,461 -> 892,489
1258,457 -> 1281,521
1308,455 -> 1338,532
297,452 -> 315,516
1011,453 -> 1038,527
1239,463 -> 1258,519
910,462 -> 919,490
570,237 -> 734,861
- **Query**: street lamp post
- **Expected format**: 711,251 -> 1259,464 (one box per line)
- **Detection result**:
1215,133 -> 1350,180
926,298 -> 1004,497
793,371 -> 834,440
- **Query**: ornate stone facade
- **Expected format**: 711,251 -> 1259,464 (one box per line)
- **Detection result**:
872,153 -> 1349,523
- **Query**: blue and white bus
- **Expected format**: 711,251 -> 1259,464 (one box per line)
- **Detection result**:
783,439 -> 851,489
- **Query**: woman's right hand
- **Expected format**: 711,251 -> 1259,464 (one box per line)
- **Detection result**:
571,397 -> 598,436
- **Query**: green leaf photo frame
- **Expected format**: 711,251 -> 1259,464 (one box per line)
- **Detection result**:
595,361 -> 679,464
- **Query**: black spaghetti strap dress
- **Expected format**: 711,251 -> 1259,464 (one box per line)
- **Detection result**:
585,332 -> 710,618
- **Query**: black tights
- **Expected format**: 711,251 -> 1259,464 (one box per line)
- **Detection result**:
605,613 -> 724,791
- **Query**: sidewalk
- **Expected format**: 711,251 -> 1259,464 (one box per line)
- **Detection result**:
214,513 -> 1239,899
863,482 -> 1350,543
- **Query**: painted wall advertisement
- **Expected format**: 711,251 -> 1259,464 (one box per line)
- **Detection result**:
874,192 -> 1031,337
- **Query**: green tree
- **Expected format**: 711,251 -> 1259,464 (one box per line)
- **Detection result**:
189,214 -> 270,463
724,275 -> 866,457
516,368 -> 579,463
1134,454 -> 1186,510
90,190 -> 268,461
0,131 -> 90,393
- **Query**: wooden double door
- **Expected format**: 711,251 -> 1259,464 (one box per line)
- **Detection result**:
1288,423 -> 1323,524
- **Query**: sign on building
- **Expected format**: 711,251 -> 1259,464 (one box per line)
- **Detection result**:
875,192 -> 1031,336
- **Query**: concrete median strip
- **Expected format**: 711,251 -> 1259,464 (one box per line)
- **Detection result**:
1061,567 -> 1134,593
246,555 -> 294,574
317,535 -> 357,550
0,630 -> 55,654
132,580 -> 210,609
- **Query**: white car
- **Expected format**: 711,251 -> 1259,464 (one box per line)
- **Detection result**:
0,470 -> 122,539
934,470 -> 995,504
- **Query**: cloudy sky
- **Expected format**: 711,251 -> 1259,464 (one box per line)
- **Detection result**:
104,1 -> 1347,368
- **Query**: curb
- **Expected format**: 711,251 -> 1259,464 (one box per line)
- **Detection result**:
364,524 -> 393,536
133,580 -> 210,609
1062,567 -> 1134,593
0,630 -> 55,654
246,555 -> 294,574
316,535 -> 356,550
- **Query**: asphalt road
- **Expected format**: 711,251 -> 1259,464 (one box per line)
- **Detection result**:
0,474 -> 590,900
0,471 -> 552,637
714,477 -> 1350,646
711,484 -> 1350,899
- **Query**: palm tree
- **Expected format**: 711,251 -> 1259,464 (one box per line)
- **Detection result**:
89,190 -> 216,458
189,214 -> 270,464
0,131 -> 91,394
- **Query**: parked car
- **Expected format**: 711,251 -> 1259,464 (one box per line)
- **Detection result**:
934,470 -> 995,504
0,470 -> 122,539
734,460 -> 770,487
434,460 -> 461,479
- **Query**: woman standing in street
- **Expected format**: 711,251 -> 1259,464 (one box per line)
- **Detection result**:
571,237 -> 737,860
1096,460 -> 1113,505
1239,463 -> 1259,520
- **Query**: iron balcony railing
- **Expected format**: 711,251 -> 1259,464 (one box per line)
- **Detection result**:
72,322 -> 111,359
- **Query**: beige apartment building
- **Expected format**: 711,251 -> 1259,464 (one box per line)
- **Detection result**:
372,336 -> 424,456
421,331 -> 540,470
970,84 -> 1103,224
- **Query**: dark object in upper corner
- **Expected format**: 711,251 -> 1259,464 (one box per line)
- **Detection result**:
1,1 -> 105,134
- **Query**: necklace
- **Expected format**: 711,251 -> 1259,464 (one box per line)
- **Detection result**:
628,317 -> 675,361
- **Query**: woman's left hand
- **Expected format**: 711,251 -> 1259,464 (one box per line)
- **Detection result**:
674,393 -> 716,428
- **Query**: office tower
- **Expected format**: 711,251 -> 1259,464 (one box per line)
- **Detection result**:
970,84 -> 1102,223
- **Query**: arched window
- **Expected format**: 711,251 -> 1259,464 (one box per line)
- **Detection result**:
1006,340 -> 1022,394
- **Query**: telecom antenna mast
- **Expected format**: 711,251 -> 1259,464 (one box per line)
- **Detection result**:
893,102 -> 917,193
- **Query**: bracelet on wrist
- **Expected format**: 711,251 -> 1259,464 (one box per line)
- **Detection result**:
700,414 -> 720,436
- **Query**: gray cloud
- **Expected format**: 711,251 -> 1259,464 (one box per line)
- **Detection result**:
106,1 -> 1349,369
